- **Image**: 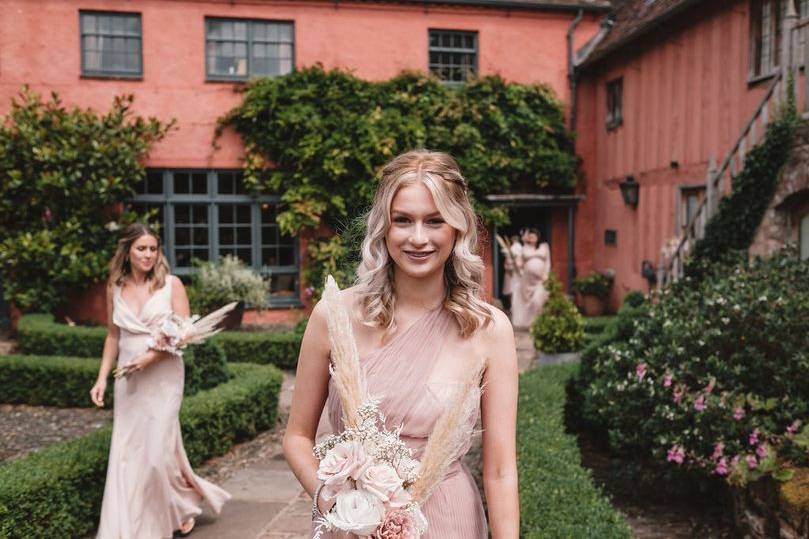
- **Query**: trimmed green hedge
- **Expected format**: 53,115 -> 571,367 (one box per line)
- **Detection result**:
0,342 -> 229,406
519,362 -> 631,538
0,362 -> 283,538
213,330 -> 300,369
17,313 -> 301,369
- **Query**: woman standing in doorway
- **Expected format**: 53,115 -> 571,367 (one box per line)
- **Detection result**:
283,150 -> 520,538
509,228 -> 551,329
91,223 -> 230,538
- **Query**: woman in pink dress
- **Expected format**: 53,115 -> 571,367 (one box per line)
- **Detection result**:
509,228 -> 551,329
90,224 -> 230,538
284,150 -> 520,538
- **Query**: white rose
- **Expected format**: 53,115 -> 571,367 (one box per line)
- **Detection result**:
357,463 -> 410,507
325,489 -> 385,535
317,441 -> 371,500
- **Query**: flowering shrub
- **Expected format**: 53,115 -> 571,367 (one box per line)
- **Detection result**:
187,255 -> 269,312
571,251 -> 808,486
530,275 -> 584,353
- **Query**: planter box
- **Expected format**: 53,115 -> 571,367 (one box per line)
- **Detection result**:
220,301 -> 245,330
576,293 -> 607,317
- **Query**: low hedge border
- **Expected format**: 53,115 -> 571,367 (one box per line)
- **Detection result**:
518,362 -> 631,538
17,313 -> 301,369
0,342 -> 229,406
0,362 -> 283,538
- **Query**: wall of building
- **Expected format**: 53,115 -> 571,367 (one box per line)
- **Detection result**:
575,0 -> 773,308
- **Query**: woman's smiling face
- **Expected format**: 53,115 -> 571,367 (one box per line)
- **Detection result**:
385,182 -> 456,280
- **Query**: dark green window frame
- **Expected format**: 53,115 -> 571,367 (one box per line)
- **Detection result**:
79,11 -> 143,78
205,17 -> 295,81
428,28 -> 478,85
130,169 -> 301,308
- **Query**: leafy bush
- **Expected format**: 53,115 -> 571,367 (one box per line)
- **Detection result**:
16,313 -> 300,369
0,90 -> 172,311
622,290 -> 646,308
518,362 -> 631,538
184,340 -> 230,393
213,330 -> 301,369
530,275 -> 584,353
571,251 -> 808,487
0,362 -> 283,538
219,66 -> 579,295
572,271 -> 613,299
187,255 -> 270,312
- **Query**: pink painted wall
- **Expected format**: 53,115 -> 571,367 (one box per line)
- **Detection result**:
0,0 -> 601,170
575,0 -> 770,309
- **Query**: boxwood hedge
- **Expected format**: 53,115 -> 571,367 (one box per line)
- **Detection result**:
518,362 -> 631,538
17,313 -> 301,369
0,362 -> 283,538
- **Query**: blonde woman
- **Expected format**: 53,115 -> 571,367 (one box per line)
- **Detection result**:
91,223 -> 229,538
284,150 -> 519,537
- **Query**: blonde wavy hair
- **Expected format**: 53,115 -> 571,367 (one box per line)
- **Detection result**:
108,223 -> 170,292
355,149 -> 493,338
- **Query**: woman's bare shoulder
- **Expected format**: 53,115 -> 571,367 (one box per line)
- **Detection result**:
476,305 -> 515,361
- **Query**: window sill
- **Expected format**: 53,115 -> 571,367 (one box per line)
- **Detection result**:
747,71 -> 777,87
205,77 -> 250,85
606,119 -> 623,132
81,73 -> 143,81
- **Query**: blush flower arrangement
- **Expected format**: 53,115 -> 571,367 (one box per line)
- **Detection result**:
113,302 -> 237,378
312,276 -> 482,538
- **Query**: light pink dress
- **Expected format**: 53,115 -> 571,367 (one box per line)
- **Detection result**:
317,307 -> 488,538
97,277 -> 230,539
510,242 -> 551,329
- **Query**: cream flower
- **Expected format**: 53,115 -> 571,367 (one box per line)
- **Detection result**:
318,440 -> 372,499
357,463 -> 410,507
324,489 -> 385,535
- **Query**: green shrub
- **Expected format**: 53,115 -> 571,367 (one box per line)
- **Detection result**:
0,90 -> 172,311
18,313 -> 105,357
572,271 -> 613,299
518,362 -> 631,538
570,251 -> 808,487
213,330 -> 301,369
187,255 -> 269,312
530,276 -> 584,354
622,290 -> 646,308
0,362 -> 283,538
183,340 -> 230,393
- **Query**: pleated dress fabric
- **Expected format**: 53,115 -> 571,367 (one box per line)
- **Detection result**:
316,307 -> 488,538
96,277 -> 230,539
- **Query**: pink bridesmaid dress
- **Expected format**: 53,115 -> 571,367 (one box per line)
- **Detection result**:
317,307 -> 488,538
97,277 -> 230,539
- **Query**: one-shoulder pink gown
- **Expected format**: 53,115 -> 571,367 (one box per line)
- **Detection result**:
317,307 -> 488,538
97,277 -> 230,539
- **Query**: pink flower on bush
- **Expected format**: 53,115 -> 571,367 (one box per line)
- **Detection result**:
663,372 -> 673,388
746,455 -> 758,470
733,407 -> 745,421
715,457 -> 728,476
711,442 -> 724,460
748,429 -> 759,446
704,379 -> 715,393
694,395 -> 706,412
667,445 -> 685,465
304,286 -> 315,299
375,510 -> 419,539
756,444 -> 767,458
636,362 -> 647,382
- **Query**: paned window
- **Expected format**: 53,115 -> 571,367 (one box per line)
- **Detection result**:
606,78 -> 623,130
428,29 -> 477,84
678,186 -> 706,231
750,0 -> 809,79
80,11 -> 142,77
130,170 -> 300,306
206,18 -> 294,80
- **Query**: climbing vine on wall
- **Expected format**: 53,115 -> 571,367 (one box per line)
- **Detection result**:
219,66 -> 579,292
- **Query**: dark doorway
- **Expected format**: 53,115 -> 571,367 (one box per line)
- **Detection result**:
495,207 -> 551,306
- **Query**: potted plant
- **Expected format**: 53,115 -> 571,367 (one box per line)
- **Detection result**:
572,271 -> 613,316
186,255 -> 270,329
530,275 -> 585,364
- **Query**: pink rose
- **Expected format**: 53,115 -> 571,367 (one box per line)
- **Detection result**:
663,372 -> 673,388
714,457 -> 728,476
746,455 -> 758,470
357,463 -> 411,507
756,444 -> 767,458
667,444 -> 685,465
318,441 -> 372,499
694,395 -> 706,412
786,420 -> 800,435
704,379 -> 715,393
375,509 -> 420,539
733,407 -> 745,421
711,442 -> 724,460
748,429 -> 759,446
636,362 -> 647,382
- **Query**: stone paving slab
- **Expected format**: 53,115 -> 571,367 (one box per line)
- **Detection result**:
192,500 -> 289,539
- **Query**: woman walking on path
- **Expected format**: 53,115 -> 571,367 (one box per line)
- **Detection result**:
90,223 -> 230,538
284,150 -> 520,538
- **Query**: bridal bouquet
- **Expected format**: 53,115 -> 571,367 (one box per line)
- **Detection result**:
313,276 -> 483,538
113,302 -> 237,378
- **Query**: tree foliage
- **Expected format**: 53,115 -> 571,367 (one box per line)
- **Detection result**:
220,66 -> 578,291
0,89 -> 172,310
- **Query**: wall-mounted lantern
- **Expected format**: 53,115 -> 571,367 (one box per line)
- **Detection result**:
619,175 -> 639,208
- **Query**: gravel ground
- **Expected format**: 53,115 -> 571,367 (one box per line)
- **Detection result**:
0,403 -> 112,461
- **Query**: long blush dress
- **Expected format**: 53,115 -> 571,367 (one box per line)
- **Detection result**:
317,307 -> 488,538
510,242 -> 551,329
97,277 -> 230,539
